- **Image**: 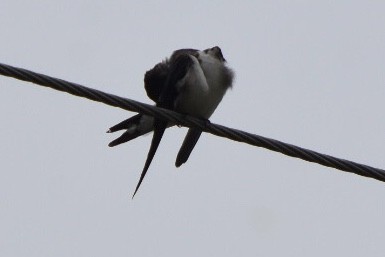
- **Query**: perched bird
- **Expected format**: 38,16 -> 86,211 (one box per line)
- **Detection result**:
107,46 -> 234,196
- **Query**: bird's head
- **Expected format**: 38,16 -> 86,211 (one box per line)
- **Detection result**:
203,46 -> 226,62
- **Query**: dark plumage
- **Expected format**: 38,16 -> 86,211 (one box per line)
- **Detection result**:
107,46 -> 234,197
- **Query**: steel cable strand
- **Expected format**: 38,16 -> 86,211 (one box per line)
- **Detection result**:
204,123 -> 385,182
1,62 -> 385,183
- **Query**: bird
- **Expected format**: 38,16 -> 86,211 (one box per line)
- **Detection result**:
107,46 -> 234,196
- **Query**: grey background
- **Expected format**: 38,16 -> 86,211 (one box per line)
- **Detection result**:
1,1 -> 385,256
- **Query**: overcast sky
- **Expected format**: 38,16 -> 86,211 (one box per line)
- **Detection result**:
1,1 -> 385,257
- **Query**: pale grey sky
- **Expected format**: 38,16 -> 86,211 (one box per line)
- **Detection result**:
1,1 -> 385,256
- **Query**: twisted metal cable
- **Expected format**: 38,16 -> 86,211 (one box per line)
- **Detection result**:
1,62 -> 384,183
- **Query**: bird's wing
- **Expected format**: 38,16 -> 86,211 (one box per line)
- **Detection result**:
175,128 -> 202,167
172,51 -> 208,167
132,51 -> 195,197
144,62 -> 169,103
144,48 -> 198,103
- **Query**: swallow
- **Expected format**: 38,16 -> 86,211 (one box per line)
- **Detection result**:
107,46 -> 234,196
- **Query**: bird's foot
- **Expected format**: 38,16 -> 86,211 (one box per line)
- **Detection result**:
176,114 -> 189,128
203,118 -> 211,129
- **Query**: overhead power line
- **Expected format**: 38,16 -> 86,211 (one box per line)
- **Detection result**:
1,62 -> 384,183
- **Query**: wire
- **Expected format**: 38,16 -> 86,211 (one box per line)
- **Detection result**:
1,62 -> 385,183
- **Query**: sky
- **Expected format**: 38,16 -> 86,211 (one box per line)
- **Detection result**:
1,1 -> 385,256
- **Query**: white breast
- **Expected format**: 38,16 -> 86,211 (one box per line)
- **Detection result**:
174,51 -> 231,119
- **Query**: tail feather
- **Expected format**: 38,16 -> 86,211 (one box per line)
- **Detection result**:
175,128 -> 202,167
132,119 -> 167,197
107,114 -> 142,133
108,130 -> 143,147
107,114 -> 155,147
